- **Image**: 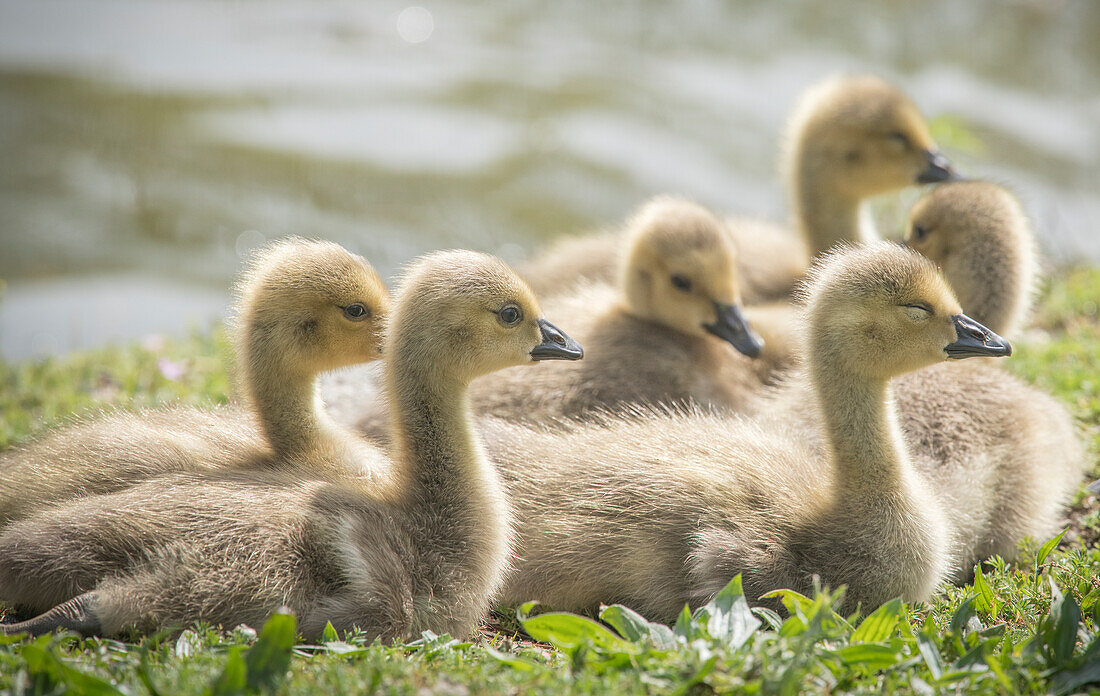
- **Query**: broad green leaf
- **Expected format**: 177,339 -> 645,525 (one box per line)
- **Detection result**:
701,575 -> 760,650
752,606 -> 783,631
1081,586 -> 1100,620
953,640 -> 989,670
321,621 -> 339,644
1045,578 -> 1080,666
18,642 -> 50,672
672,604 -> 694,640
599,604 -> 676,650
833,643 -> 900,670
21,642 -> 127,696
778,613 -> 808,638
599,604 -> 651,642
55,665 -> 127,696
56,658 -> 128,695
936,669 -> 980,685
979,639 -> 1012,691
208,646 -> 247,696
484,646 -> 540,672
852,598 -> 903,643
1051,660 -> 1100,696
760,589 -> 813,619
949,596 -> 977,638
915,631 -> 943,680
972,567 -> 994,614
648,623 -> 677,651
175,629 -> 200,659
244,611 -> 297,694
909,674 -> 935,696
1036,528 -> 1067,567
519,610 -> 636,654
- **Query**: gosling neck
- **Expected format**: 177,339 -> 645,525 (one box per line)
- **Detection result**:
809,358 -> 908,495
384,335 -> 511,623
619,259 -> 652,321
791,158 -> 872,257
240,339 -> 338,460
384,335 -> 504,519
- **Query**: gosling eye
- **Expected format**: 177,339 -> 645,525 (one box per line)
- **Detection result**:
888,131 -> 911,149
902,303 -> 932,321
341,304 -> 371,321
497,304 -> 523,326
670,274 -> 693,293
910,225 -> 930,243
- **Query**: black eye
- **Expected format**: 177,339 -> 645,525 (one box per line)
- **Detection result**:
888,131 -> 911,149
342,304 -> 370,321
670,275 -> 692,292
498,305 -> 522,326
904,303 -> 933,315
911,225 -> 929,243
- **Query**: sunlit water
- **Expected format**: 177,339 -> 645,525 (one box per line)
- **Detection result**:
0,0 -> 1097,360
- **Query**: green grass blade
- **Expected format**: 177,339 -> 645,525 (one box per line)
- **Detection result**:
1037,528 -> 1068,568
1044,578 -> 1080,666
916,632 -> 944,680
484,646 -> 541,672
972,567 -> 995,614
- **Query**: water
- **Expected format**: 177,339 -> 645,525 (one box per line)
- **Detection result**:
0,0 -> 1097,360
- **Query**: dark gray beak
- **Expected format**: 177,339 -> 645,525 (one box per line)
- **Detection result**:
944,313 -> 1011,359
531,319 -> 584,361
917,149 -> 962,184
703,302 -> 764,359
1086,479 -> 1100,495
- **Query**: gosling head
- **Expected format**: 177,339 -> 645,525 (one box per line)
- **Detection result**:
390,250 -> 583,384
787,74 -> 960,199
803,242 -> 1011,383
904,181 -> 1035,333
619,196 -> 764,358
905,180 -> 1033,260
235,237 -> 391,379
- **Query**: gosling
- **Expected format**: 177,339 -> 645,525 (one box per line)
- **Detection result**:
0,238 -> 391,526
905,180 -> 1037,337
349,196 -> 771,442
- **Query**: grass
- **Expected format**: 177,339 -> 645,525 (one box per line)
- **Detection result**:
0,269 -> 1098,695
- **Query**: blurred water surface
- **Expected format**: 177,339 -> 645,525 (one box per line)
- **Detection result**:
0,0 -> 1097,359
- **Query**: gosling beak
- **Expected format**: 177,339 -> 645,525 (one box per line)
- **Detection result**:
944,313 -> 1011,359
703,302 -> 765,359
916,149 -> 962,184
531,319 -> 584,361
1086,479 -> 1100,495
